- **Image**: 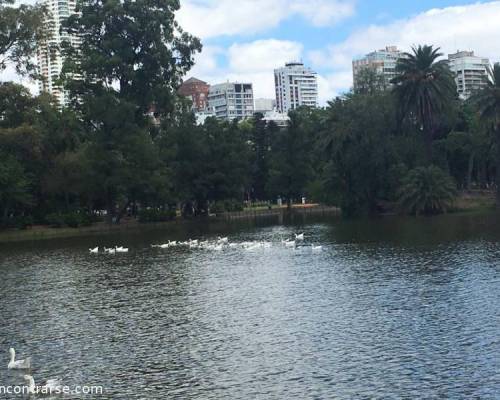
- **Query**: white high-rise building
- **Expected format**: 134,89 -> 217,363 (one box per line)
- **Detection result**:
352,46 -> 407,90
447,50 -> 490,99
274,62 -> 318,114
207,82 -> 254,121
37,0 -> 80,106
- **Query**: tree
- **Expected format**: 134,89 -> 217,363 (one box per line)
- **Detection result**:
267,108 -> 315,208
62,0 -> 201,115
354,66 -> 387,95
392,45 -> 456,163
61,0 -> 201,222
473,63 -> 500,207
247,113 -> 273,201
0,0 -> 46,76
398,166 -> 457,216
0,153 -> 32,220
320,92 -> 403,215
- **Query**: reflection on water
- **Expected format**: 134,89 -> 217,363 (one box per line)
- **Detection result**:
0,213 -> 499,398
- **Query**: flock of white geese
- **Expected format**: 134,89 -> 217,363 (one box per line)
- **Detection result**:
89,233 -> 323,254
8,347 -> 62,396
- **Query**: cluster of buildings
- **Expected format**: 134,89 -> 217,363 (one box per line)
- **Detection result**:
353,46 -> 492,99
177,61 -> 319,125
35,0 -> 494,121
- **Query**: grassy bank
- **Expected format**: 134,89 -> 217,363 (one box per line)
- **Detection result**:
452,191 -> 496,214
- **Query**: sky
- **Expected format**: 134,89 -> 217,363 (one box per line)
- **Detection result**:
3,0 -> 500,104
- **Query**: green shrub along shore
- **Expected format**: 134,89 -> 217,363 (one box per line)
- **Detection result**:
1,1 -> 500,232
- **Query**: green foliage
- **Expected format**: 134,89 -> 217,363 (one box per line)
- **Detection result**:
45,211 -> 92,228
354,67 -> 388,95
0,152 -> 32,219
210,199 -> 244,214
267,107 -> 318,207
138,209 -> 176,223
0,0 -> 47,76
320,92 -> 405,215
2,30 -> 500,226
392,45 -> 457,161
471,63 -> 500,206
398,166 -> 457,216
58,0 -> 202,223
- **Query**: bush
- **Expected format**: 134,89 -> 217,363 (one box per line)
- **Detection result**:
224,199 -> 244,212
210,202 -> 225,215
16,216 -> 33,230
210,199 -> 244,214
45,211 -> 93,228
138,208 -> 176,223
45,213 -> 65,228
398,166 -> 457,216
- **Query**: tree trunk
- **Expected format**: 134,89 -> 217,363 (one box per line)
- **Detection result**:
466,152 -> 475,192
106,191 -> 114,225
115,200 -> 131,224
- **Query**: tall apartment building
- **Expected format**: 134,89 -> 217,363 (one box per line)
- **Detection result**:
352,46 -> 406,90
207,82 -> 254,120
274,62 -> 318,114
178,77 -> 210,111
37,0 -> 80,106
447,51 -> 490,99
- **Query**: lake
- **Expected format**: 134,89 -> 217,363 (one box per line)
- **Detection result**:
0,213 -> 499,399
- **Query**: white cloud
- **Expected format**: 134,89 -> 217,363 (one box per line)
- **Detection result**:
308,1 -> 500,101
228,40 -> 303,72
317,71 -> 352,105
177,0 -> 355,39
185,39 -> 304,100
290,0 -> 355,27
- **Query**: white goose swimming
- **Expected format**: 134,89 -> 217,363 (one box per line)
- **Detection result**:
295,233 -> 305,241
89,247 -> 99,254
104,247 -> 116,254
115,246 -> 129,253
24,375 -> 62,397
8,348 -> 31,370
312,245 -> 323,253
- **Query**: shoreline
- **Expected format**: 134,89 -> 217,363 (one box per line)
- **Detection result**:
0,205 -> 341,244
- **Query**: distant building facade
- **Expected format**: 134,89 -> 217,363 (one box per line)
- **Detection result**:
254,98 -> 276,114
447,51 -> 490,99
207,82 -> 254,120
178,77 -> 210,111
37,0 -> 81,106
274,62 -> 318,114
352,46 -> 406,90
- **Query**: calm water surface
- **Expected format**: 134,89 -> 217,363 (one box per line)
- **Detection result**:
0,214 -> 499,399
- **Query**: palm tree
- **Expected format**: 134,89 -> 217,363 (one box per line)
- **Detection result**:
398,166 -> 457,216
392,45 -> 456,163
473,63 -> 500,207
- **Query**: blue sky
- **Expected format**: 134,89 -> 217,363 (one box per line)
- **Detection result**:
3,0 -> 500,103
176,0 -> 500,103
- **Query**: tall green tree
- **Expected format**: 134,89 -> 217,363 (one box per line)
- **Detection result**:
473,63 -> 500,206
320,91 -> 402,215
392,45 -> 456,162
247,113 -> 274,201
267,108 -> 315,208
62,0 -> 201,222
0,0 -> 46,76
